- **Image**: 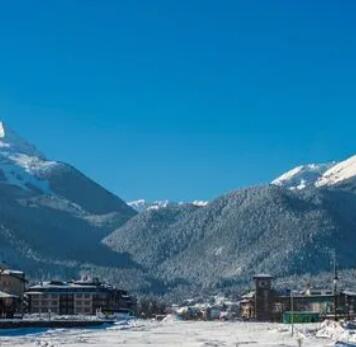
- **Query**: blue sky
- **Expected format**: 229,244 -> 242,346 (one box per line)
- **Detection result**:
1,1 -> 356,201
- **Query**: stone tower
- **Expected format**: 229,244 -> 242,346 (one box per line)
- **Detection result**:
253,274 -> 274,321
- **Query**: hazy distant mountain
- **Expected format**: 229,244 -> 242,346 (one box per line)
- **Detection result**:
128,199 -> 208,213
128,199 -> 172,213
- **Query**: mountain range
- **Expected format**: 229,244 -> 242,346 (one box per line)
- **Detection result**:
1,121 -> 356,298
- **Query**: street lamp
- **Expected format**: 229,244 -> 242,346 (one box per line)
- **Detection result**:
333,252 -> 338,321
290,290 -> 294,337
333,276 -> 338,321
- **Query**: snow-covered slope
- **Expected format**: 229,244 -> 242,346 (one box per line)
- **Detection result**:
316,155 -> 356,188
0,121 -> 44,158
273,154 -> 356,191
0,121 -> 135,216
272,162 -> 335,190
0,121 -> 58,193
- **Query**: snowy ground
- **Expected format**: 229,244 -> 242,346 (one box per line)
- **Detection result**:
0,318 -> 345,347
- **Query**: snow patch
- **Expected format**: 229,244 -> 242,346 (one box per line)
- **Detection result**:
8,153 -> 58,174
128,199 -> 209,212
214,247 -> 224,256
128,200 -> 170,212
0,121 -> 6,138
192,200 -> 209,207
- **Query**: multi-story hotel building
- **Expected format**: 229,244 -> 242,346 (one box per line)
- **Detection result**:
26,279 -> 135,316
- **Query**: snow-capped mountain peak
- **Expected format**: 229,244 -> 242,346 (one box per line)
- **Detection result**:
0,121 -> 133,217
0,120 -> 58,193
0,121 -> 45,158
272,162 -> 335,190
273,154 -> 356,191
316,155 -> 356,187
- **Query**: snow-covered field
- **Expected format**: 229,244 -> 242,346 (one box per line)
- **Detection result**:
0,318 -> 349,347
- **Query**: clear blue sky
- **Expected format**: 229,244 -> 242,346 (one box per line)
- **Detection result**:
1,1 -> 356,201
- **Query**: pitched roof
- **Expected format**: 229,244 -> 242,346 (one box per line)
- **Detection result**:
343,290 -> 356,297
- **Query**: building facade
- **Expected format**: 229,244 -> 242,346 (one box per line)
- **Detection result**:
0,268 -> 26,298
240,274 -> 356,322
26,280 -> 135,316
0,265 -> 26,316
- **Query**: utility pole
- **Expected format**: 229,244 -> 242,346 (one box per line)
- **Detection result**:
290,290 -> 294,337
333,251 -> 338,321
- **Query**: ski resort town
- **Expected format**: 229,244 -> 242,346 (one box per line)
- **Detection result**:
2,264 -> 356,346
1,262 -> 356,324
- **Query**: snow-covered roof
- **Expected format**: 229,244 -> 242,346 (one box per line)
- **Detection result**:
0,290 -> 17,299
1,269 -> 24,275
27,280 -> 124,294
343,290 -> 356,297
253,274 -> 273,279
0,269 -> 26,281
242,291 -> 255,299
25,291 -> 44,296
29,282 -> 99,290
